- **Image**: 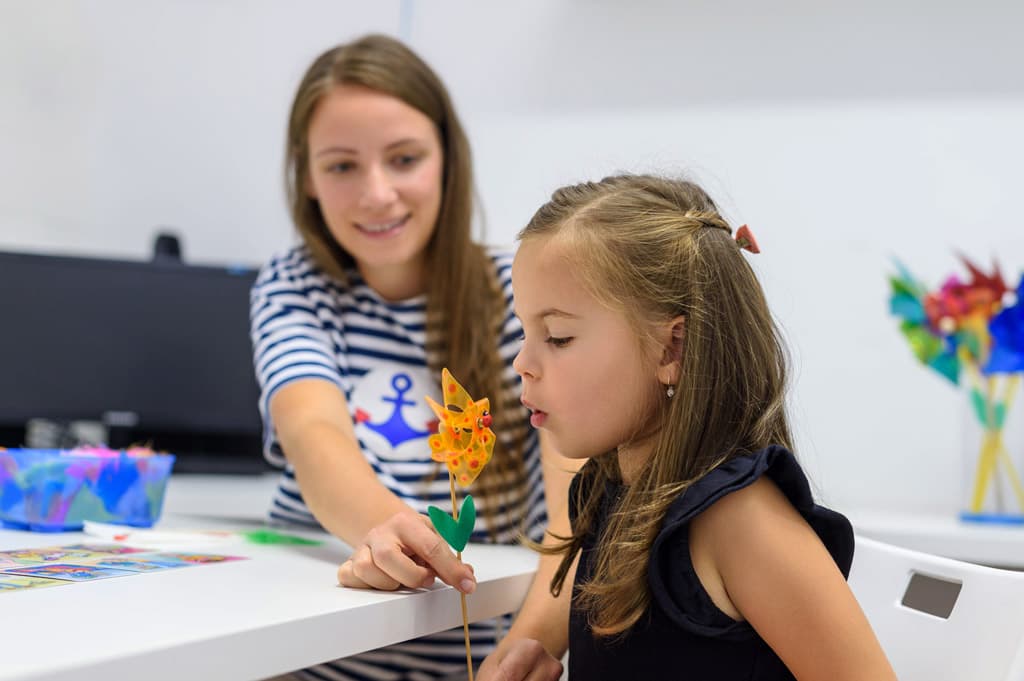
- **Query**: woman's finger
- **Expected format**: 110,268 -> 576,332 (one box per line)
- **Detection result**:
367,514 -> 475,592
347,544 -> 403,590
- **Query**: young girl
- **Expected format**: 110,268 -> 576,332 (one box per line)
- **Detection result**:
250,34 -> 567,680
486,174 -> 897,680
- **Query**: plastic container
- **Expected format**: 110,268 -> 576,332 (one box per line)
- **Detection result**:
0,448 -> 175,532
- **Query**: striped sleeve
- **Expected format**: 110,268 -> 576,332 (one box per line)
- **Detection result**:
249,248 -> 345,467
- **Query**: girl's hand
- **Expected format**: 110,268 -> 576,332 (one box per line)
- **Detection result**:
477,639 -> 563,681
337,511 -> 477,593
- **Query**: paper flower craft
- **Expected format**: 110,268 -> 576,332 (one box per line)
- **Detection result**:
424,368 -> 495,681
425,368 -> 495,488
889,256 -> 1024,521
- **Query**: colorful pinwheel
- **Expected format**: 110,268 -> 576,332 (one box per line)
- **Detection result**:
423,368 -> 495,681
889,257 -> 1024,520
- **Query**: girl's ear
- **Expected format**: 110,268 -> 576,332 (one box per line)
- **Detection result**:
304,172 -> 317,199
656,316 -> 685,386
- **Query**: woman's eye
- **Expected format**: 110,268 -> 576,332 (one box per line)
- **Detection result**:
546,336 -> 573,348
327,161 -> 355,173
393,154 -> 420,168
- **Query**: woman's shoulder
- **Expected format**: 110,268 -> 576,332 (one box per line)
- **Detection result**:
255,244 -> 341,292
257,244 -> 312,279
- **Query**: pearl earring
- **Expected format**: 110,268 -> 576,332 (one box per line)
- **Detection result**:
666,386 -> 675,398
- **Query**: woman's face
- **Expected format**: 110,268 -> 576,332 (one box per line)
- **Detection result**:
305,84 -> 444,298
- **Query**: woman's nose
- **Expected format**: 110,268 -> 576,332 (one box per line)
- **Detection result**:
359,164 -> 398,209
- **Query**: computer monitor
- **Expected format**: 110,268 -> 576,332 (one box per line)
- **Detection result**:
0,250 -> 267,473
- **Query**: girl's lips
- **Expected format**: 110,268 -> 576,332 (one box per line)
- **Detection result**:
522,398 -> 546,427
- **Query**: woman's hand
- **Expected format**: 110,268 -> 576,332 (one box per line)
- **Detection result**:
477,639 -> 563,681
337,511 -> 477,593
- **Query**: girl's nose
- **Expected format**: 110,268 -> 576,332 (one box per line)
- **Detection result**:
512,348 -> 535,380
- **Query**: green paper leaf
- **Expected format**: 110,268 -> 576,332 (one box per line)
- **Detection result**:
889,292 -> 926,324
970,388 -> 989,428
927,352 -> 960,385
900,322 -> 942,363
427,495 -> 476,553
888,276 -> 920,300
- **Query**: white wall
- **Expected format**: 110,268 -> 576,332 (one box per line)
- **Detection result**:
3,0 -> 1023,515
0,0 -> 402,263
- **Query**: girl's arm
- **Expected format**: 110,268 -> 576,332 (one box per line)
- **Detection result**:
691,477 -> 897,681
477,434 -> 582,680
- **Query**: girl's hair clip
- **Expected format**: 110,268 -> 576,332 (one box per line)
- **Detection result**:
735,224 -> 760,254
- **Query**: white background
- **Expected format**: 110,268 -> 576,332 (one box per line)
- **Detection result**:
3,0 -> 1023,515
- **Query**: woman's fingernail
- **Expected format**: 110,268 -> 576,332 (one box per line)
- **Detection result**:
460,579 -> 476,594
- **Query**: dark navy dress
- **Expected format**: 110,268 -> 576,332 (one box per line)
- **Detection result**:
567,445 -> 854,680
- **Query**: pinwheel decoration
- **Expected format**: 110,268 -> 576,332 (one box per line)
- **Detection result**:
424,368 -> 495,680
889,256 -> 1024,521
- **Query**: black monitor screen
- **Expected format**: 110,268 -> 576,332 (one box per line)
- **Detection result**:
0,250 -> 264,471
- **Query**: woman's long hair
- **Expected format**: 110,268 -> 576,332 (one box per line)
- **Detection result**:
284,34 -> 527,535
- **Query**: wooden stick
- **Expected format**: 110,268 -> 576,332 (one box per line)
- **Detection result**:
995,375 -> 1024,511
970,376 -> 1002,512
964,364 -> 994,512
450,475 -> 474,681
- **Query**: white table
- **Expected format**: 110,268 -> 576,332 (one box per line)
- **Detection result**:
0,474 -> 539,681
850,509 -> 1024,569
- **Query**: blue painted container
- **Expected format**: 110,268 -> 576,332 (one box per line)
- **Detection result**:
0,448 -> 175,532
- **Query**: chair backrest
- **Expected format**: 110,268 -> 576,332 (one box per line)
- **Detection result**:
849,535 -> 1024,681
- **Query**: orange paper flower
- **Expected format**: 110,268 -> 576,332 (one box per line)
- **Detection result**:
424,368 -> 494,487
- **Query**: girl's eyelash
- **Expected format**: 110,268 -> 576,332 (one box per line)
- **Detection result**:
516,333 -> 572,348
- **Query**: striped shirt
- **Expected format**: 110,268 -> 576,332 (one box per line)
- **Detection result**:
250,245 -> 545,680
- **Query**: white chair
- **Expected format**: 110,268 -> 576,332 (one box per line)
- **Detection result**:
849,535 -> 1024,681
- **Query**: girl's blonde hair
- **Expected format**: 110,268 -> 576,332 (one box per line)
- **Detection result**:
284,34 -> 526,535
521,174 -> 793,636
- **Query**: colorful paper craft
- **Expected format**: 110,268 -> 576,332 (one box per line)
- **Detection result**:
151,552 -> 245,564
83,556 -> 192,572
889,257 -> 1024,519
2,563 -> 137,581
0,542 -> 249,595
61,543 -> 149,555
425,368 -> 495,487
0,547 -> 114,565
0,575 -> 68,591
424,368 -> 496,681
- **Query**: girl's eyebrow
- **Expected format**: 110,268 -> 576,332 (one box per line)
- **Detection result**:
540,308 -> 578,320
512,307 -> 578,322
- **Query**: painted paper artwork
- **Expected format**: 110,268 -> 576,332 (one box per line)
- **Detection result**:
889,257 -> 1024,522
